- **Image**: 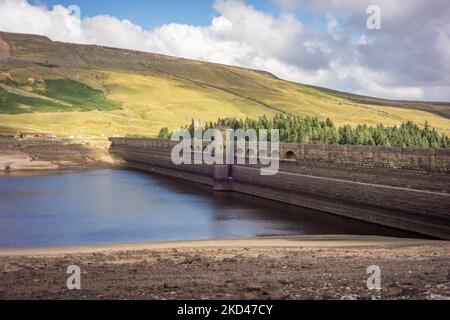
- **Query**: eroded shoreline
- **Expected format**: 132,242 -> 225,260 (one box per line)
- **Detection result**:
1,236 -> 449,300
0,139 -> 124,175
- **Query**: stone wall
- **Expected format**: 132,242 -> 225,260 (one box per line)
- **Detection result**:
111,138 -> 450,172
280,144 -> 450,172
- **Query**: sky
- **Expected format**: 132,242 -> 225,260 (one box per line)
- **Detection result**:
34,0 -> 284,29
0,0 -> 449,102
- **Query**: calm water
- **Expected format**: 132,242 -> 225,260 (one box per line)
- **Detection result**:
0,169 -> 415,248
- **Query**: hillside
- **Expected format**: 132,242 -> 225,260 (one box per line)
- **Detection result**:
0,31 -> 449,140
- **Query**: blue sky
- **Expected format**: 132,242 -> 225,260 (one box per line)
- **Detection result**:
35,0 -> 287,29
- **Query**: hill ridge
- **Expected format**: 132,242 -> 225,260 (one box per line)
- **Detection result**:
0,31 -> 449,140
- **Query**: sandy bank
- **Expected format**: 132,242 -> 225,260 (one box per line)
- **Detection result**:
0,235 -> 441,257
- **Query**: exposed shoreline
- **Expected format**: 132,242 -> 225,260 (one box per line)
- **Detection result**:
0,139 -> 124,175
1,236 -> 449,300
0,235 -> 442,257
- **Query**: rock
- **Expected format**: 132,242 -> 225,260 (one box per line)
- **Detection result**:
400,288 -> 418,297
163,283 -> 178,289
245,282 -> 264,292
278,279 -> 290,286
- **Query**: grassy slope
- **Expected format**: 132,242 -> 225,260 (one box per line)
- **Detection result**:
0,79 -> 120,113
36,79 -> 121,111
0,86 -> 71,113
0,31 -> 449,140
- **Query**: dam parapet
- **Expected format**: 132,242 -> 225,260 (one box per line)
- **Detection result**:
109,138 -> 450,239
110,137 -> 450,172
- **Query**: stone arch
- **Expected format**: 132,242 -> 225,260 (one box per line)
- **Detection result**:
285,150 -> 297,160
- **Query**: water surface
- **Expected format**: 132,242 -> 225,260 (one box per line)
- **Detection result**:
0,169 -> 415,248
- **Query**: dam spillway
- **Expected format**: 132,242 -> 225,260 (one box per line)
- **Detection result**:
109,138 -> 450,239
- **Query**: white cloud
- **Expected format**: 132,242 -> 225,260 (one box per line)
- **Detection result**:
0,0 -> 449,101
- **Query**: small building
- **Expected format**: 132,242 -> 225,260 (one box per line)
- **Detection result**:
21,133 -> 58,140
0,132 -> 58,141
0,132 -> 20,140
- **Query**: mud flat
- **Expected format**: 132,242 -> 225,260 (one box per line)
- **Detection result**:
1,236 -> 449,300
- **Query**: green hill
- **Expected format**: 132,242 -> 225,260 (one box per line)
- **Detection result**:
1,31 -> 449,140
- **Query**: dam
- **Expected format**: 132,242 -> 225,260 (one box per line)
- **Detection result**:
110,138 -> 450,239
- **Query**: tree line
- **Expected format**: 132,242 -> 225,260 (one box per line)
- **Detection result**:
158,114 -> 450,149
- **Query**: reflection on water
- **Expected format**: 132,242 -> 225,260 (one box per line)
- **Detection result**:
0,169 -> 416,248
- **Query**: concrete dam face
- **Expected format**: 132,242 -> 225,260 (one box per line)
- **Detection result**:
109,138 -> 450,239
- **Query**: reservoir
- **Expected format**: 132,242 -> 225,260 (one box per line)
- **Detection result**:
0,169 -> 416,248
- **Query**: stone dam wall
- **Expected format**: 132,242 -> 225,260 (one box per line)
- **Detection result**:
109,138 -> 450,239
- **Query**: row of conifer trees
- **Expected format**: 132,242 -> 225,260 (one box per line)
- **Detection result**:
158,114 -> 450,149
